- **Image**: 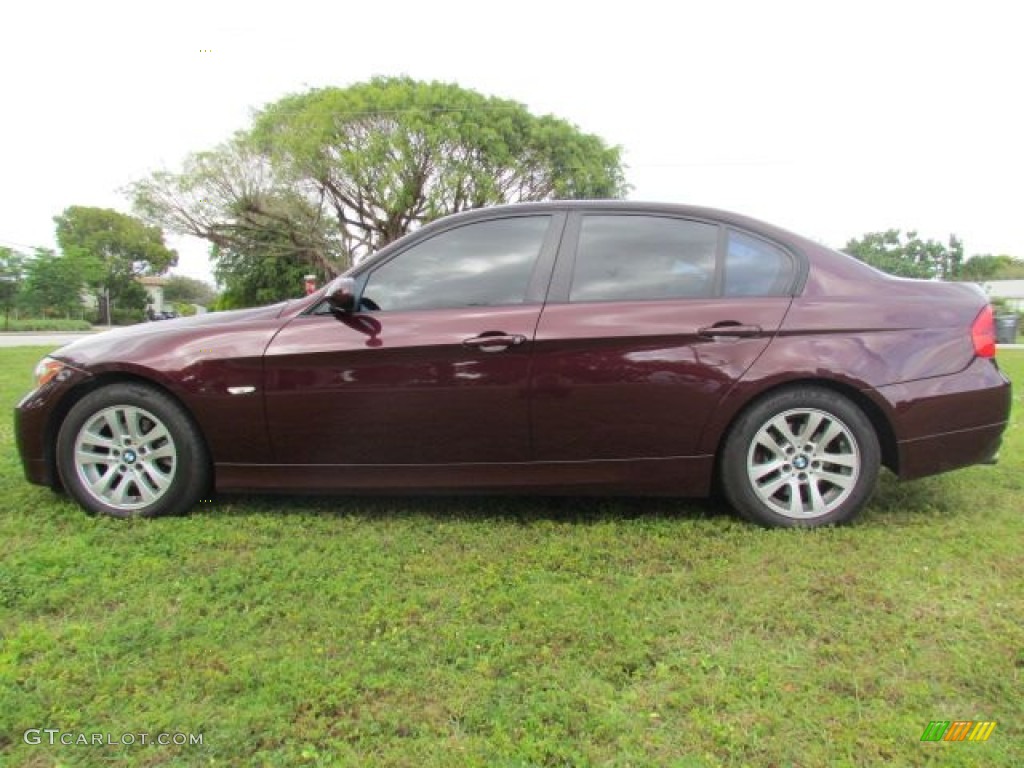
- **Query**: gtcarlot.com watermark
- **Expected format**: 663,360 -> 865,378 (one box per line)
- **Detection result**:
24,728 -> 203,747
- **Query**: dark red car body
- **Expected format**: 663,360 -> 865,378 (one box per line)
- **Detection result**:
15,202 -> 1011,519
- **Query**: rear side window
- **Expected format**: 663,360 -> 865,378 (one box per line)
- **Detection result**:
570,215 -> 718,302
724,230 -> 795,296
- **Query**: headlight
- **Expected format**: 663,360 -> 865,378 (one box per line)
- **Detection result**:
34,357 -> 68,388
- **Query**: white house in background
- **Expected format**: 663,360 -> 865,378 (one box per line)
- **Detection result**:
982,280 -> 1024,311
139,276 -> 169,313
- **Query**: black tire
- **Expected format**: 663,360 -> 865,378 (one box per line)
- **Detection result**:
56,383 -> 210,518
720,387 -> 880,528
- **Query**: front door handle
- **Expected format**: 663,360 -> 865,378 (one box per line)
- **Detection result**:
697,323 -> 763,339
462,333 -> 527,352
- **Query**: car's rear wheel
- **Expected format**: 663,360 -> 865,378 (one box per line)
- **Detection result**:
56,383 -> 209,518
721,387 -> 880,527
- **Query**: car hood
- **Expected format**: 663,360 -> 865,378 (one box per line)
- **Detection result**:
52,302 -> 294,369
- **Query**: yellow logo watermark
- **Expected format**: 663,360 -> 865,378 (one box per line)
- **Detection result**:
920,720 -> 997,742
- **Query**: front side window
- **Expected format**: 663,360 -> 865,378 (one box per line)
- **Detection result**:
363,216 -> 551,311
724,230 -> 795,296
570,215 -> 718,302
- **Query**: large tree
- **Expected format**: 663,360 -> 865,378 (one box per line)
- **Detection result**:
956,254 -> 1014,282
0,246 -> 27,329
986,255 -> 1024,280
162,274 -> 218,306
131,138 -> 331,303
129,76 -> 628,307
18,248 -> 88,319
54,206 -> 177,324
843,229 -> 963,280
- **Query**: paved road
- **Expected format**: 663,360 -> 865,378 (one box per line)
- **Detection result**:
0,332 -> 99,349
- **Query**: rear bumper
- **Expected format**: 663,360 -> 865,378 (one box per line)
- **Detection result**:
873,357 -> 1011,480
896,423 -> 1005,480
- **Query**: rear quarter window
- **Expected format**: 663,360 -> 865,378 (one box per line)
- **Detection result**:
725,230 -> 796,297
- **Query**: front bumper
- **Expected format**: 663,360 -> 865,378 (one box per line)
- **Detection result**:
14,366 -> 93,487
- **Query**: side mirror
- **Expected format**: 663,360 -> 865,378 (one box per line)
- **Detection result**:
325,277 -> 357,314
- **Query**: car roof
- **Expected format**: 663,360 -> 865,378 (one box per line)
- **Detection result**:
428,200 -> 812,246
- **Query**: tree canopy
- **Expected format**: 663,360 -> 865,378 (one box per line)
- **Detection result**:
162,275 -> 218,307
54,206 -> 177,323
0,246 -> 27,329
129,76 -> 628,307
958,254 -> 1024,281
843,229 -> 963,280
18,248 -> 88,319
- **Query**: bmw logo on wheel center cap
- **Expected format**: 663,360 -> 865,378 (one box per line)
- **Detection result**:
793,455 -> 809,470
123,450 -> 137,464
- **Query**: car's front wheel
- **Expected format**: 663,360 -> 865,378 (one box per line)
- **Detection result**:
56,383 -> 209,518
720,387 -> 880,527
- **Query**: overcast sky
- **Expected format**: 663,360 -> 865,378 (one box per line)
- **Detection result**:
2,0 -> 1021,283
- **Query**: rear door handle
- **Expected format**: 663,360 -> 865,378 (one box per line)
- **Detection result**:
462,333 -> 527,352
697,323 -> 763,339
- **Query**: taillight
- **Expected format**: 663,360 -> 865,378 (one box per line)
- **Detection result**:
971,305 -> 996,358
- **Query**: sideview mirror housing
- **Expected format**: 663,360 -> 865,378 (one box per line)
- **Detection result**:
325,277 -> 357,314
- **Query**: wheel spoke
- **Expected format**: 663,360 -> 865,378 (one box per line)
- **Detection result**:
769,415 -> 800,446
138,461 -> 173,490
799,412 -> 825,444
111,477 -> 135,505
144,444 -> 175,461
821,451 -> 858,469
81,429 -> 118,451
94,411 -> 121,440
757,473 -> 791,498
751,458 -> 786,482
786,478 -> 804,517
817,469 -> 856,491
807,479 -> 828,515
127,408 -> 148,442
89,467 -> 119,497
816,421 -> 845,450
76,447 -> 109,465
133,474 -> 158,504
754,431 -> 788,458
140,424 -> 171,451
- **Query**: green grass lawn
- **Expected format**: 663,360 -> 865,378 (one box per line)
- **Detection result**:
1,346 -> 1021,767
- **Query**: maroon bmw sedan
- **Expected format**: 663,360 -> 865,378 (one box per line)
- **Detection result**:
15,202 -> 1011,527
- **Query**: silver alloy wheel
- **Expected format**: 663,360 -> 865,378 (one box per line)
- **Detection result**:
746,407 -> 861,519
73,404 -> 178,512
